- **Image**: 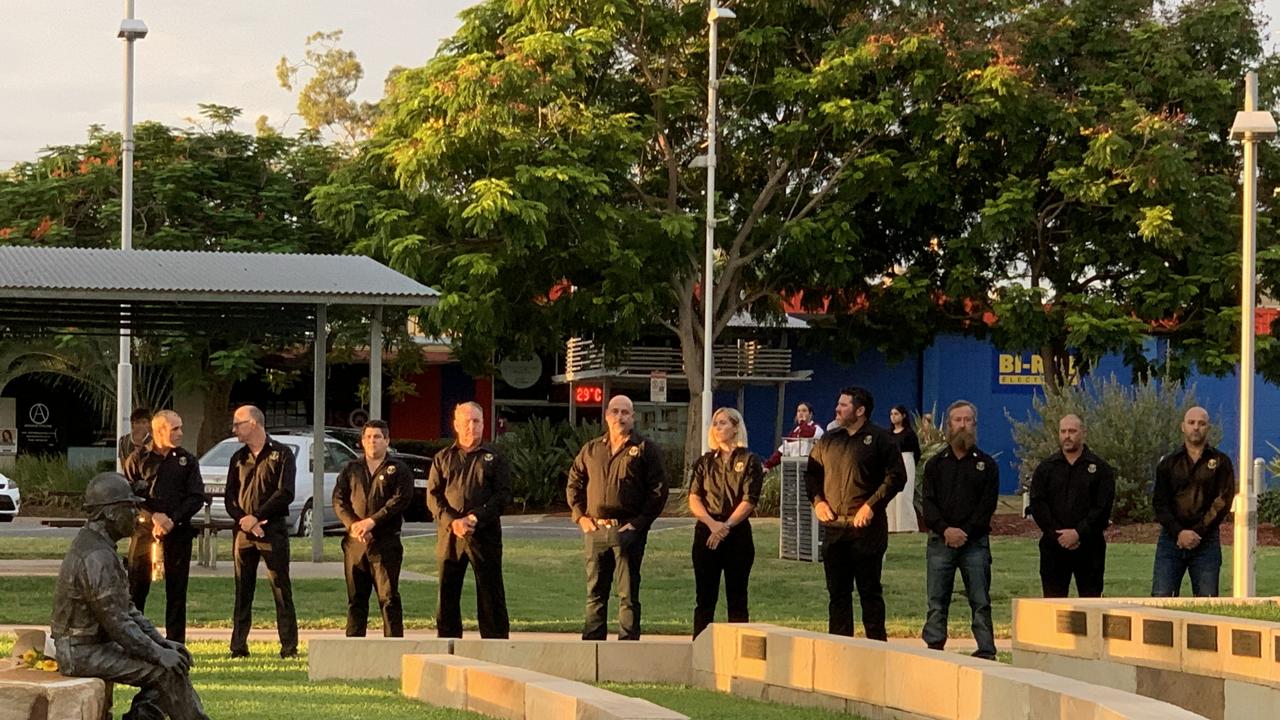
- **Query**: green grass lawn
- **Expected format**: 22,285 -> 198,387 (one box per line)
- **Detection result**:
5,522 -> 1280,638
0,635 -> 865,720
1167,602 -> 1280,622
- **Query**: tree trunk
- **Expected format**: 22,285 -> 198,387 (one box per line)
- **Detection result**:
677,319 -> 705,484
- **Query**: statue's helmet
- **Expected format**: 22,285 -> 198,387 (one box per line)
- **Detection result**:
84,472 -> 144,508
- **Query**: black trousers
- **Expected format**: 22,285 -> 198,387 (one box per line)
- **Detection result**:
821,531 -> 887,640
343,534 -> 405,637
231,524 -> 298,656
1040,535 -> 1106,598
691,522 -> 755,639
126,524 -> 195,643
436,528 -> 509,638
583,525 -> 648,640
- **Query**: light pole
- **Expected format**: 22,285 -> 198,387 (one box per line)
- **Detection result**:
115,4 -> 147,470
1228,71 -> 1275,598
701,3 -> 735,454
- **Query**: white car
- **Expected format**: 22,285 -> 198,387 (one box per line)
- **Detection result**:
198,433 -> 358,536
0,471 -> 19,522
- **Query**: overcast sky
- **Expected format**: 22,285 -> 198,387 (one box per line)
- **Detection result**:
2,0 -> 1279,167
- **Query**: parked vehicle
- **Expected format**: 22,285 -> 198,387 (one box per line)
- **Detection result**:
0,471 -> 20,522
269,426 -> 434,523
198,432 -> 357,536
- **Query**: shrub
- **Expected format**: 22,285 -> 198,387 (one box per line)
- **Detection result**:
1007,375 -> 1215,524
756,468 -> 780,517
10,454 -> 98,512
493,419 -> 606,511
1259,488 -> 1280,526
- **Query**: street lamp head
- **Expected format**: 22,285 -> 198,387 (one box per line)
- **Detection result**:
118,18 -> 148,41
708,7 -> 737,22
1230,110 -> 1277,140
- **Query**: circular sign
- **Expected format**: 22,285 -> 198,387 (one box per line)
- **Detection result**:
499,356 -> 543,389
28,403 -> 50,425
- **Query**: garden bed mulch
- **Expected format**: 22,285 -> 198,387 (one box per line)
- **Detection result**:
988,513 -> 1280,546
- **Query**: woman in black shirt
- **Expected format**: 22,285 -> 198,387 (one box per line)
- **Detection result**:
888,404 -> 921,533
687,408 -> 764,638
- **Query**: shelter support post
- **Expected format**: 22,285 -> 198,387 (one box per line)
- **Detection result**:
370,306 -> 383,421
312,304 -> 327,563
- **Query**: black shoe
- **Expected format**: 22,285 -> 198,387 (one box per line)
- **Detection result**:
280,649 -> 298,659
229,649 -> 250,659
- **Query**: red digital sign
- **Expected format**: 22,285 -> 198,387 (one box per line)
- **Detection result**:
574,385 -> 605,404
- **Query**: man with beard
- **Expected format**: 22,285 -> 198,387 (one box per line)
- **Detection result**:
1151,406 -> 1235,597
804,386 -> 906,639
428,402 -> 512,638
1028,414 -> 1115,597
123,410 -> 205,643
334,419 -> 414,637
763,401 -> 825,470
52,472 -> 209,720
567,394 -> 668,640
919,400 -> 999,659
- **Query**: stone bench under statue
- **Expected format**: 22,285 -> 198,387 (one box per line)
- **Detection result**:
0,627 -> 109,720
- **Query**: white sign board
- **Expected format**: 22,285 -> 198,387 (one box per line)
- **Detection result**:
649,371 -> 668,403
0,427 -> 15,456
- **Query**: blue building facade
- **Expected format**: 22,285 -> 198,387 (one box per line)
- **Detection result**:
716,334 -> 1280,494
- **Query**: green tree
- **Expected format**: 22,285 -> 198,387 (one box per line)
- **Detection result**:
313,0 -> 1006,466
276,30 -> 378,144
933,0 -> 1280,392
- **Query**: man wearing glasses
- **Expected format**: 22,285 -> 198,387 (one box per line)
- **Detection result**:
224,405 -> 299,658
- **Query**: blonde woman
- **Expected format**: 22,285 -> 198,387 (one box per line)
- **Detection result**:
687,408 -> 764,638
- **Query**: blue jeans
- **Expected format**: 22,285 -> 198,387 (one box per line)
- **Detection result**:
923,533 -> 996,659
1151,530 -> 1221,597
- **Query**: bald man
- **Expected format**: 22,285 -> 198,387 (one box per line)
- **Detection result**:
566,394 -> 669,640
1028,414 -> 1115,597
1151,407 -> 1235,597
123,410 -> 205,642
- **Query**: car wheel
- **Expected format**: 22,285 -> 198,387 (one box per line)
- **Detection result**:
296,500 -> 313,537
0,515 -> 13,523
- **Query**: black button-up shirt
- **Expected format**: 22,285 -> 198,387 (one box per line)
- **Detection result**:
688,448 -> 764,520
1153,444 -> 1235,538
334,455 -> 414,539
567,433 -> 668,531
804,422 -> 906,519
1028,445 -> 1115,539
224,437 -> 296,523
427,443 -> 512,531
921,446 -> 1000,539
124,446 -> 205,527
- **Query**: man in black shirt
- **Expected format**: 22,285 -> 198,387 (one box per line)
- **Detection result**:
334,419 -> 413,637
117,407 -> 151,468
1151,406 -> 1235,597
427,402 -> 512,638
920,400 -> 999,659
123,410 -> 205,643
567,394 -> 668,640
1028,414 -> 1115,598
224,405 -> 299,658
804,386 -> 906,640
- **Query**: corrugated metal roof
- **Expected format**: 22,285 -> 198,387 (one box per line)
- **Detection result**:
0,247 -> 437,304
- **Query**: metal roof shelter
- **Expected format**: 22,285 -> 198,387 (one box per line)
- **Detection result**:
0,247 -> 439,561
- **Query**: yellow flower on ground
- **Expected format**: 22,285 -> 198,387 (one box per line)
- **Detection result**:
39,659 -> 58,672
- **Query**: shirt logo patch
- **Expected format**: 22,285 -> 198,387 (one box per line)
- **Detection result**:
734,461 -> 745,472
1087,463 -> 1097,474
178,457 -> 188,467
269,451 -> 280,461
483,453 -> 494,462
863,435 -> 873,445
628,446 -> 640,457
1207,458 -> 1218,470
976,461 -> 985,471
386,465 -> 397,475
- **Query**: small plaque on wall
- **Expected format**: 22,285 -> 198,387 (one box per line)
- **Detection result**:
1142,619 -> 1174,647
1102,614 -> 1132,641
1056,610 -> 1088,636
1231,629 -> 1262,658
740,635 -> 766,661
1186,624 -> 1218,652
